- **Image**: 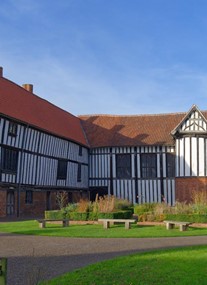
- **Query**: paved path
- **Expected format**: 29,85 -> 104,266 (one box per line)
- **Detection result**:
0,233 -> 207,285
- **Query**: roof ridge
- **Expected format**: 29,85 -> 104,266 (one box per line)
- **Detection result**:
79,111 -> 188,118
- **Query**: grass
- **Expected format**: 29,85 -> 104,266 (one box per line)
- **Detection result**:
0,258 -> 7,285
1,221 -> 207,285
0,220 -> 207,238
40,245 -> 207,285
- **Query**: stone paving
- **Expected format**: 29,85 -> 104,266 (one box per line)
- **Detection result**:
0,232 -> 207,285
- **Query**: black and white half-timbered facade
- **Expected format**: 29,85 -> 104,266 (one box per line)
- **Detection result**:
80,106 -> 207,207
0,68 -> 89,217
1,66 -> 207,217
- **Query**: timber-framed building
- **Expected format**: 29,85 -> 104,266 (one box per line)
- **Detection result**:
1,67 -> 207,217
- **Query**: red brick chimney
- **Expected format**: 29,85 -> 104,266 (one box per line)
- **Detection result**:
22,84 -> 33,93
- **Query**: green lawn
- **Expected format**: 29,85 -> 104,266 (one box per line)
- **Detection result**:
41,245 -> 207,285
0,258 -> 7,285
0,220 -> 207,238
1,221 -> 207,285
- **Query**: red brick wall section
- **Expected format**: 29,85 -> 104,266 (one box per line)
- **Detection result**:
20,191 -> 57,217
175,177 -> 207,203
0,190 -> 89,218
20,191 -> 45,216
0,190 -> 7,217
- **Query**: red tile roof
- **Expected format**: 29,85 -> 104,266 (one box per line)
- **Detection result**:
80,112 -> 207,148
0,76 -> 88,146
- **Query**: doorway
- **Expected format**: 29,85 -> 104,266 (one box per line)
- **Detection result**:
6,191 -> 15,216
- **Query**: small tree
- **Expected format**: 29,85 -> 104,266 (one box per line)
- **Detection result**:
56,191 -> 68,209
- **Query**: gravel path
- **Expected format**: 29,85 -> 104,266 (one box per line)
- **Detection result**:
0,232 -> 207,285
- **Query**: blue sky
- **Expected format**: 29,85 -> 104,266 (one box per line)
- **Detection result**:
1,0 -> 207,115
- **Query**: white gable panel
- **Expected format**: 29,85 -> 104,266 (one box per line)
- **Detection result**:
180,110 -> 207,133
172,105 -> 207,136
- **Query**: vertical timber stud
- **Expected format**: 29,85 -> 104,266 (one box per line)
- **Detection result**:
134,147 -> 138,203
17,125 -> 27,217
159,146 -> 164,202
110,147 -> 113,195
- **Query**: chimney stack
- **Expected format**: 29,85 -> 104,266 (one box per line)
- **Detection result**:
22,84 -> 33,93
0,67 -> 3,77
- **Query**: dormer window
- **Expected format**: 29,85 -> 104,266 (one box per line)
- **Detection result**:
8,122 -> 17,136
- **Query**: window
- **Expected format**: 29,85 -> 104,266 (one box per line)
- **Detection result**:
25,190 -> 33,204
79,146 -> 82,156
57,160 -> 67,179
141,154 -> 157,178
166,153 -> 175,177
116,154 -> 131,179
1,147 -> 18,173
77,163 -> 82,182
8,122 -> 17,136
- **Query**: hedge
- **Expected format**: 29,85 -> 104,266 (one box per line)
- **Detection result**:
45,210 -> 64,219
45,210 -> 133,221
165,214 -> 207,223
137,212 -> 207,223
97,210 -> 132,219
69,212 -> 88,221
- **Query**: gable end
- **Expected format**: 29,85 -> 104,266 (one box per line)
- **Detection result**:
171,105 -> 207,137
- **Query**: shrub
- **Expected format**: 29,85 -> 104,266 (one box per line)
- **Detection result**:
192,190 -> 207,205
154,203 -> 172,215
97,195 -> 115,213
56,191 -> 68,210
172,202 -> 194,214
115,198 -> 133,211
64,203 -> 78,213
52,195 -> 134,221
134,203 -> 157,215
76,199 -> 90,213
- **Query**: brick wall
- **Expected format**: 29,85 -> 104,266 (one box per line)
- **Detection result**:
20,191 -> 57,217
175,177 -> 207,203
0,189 -> 89,218
0,189 -> 58,218
0,190 -> 7,217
